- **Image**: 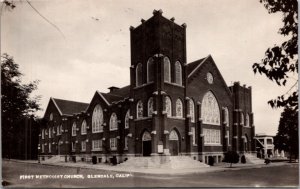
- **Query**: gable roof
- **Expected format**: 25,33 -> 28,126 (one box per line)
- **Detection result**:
52,98 -> 89,116
187,55 -> 210,78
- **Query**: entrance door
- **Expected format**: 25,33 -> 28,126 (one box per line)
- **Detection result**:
142,131 -> 152,156
169,130 -> 179,156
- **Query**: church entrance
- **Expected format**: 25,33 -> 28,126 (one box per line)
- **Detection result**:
169,130 -> 179,156
142,131 -> 152,156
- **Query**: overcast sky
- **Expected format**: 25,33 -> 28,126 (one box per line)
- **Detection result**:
1,0 -> 293,135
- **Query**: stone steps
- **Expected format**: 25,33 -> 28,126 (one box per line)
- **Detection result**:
43,155 -> 61,164
244,153 -> 265,164
119,156 -> 209,169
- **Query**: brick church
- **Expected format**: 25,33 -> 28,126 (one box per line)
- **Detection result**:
38,10 -> 256,165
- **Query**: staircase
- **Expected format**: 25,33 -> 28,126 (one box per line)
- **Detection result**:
43,155 -> 61,164
244,153 -> 265,164
119,156 -> 209,169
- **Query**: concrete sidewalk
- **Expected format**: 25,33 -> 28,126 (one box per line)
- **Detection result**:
4,159 -> 293,175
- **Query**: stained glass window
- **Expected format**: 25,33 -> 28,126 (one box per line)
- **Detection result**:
189,99 -> 195,122
109,113 -> 118,131
92,104 -> 103,133
201,91 -> 220,125
125,110 -> 130,129
175,61 -> 182,85
137,100 -> 143,118
176,99 -> 183,118
72,122 -> 76,136
81,120 -> 87,135
164,57 -> 171,82
203,129 -> 221,145
165,96 -> 172,117
136,63 -> 143,86
169,130 -> 179,140
147,97 -> 154,117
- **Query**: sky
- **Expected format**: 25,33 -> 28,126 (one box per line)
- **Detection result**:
1,0 -> 293,135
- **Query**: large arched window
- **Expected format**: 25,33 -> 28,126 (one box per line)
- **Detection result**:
147,57 -> 154,83
165,96 -> 172,117
72,122 -> 77,136
246,113 -> 250,127
137,100 -> 143,118
201,91 -> 220,125
109,113 -> 118,131
92,104 -> 103,133
163,57 -> 171,82
189,99 -> 195,122
136,63 -> 143,86
147,97 -> 154,117
175,98 -> 183,118
81,120 -> 87,135
175,61 -> 182,85
125,110 -> 130,129
224,107 -> 229,126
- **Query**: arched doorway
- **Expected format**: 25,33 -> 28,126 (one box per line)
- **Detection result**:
142,131 -> 152,156
169,130 -> 179,156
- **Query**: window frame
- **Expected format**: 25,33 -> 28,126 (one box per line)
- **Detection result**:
201,91 -> 221,125
81,120 -> 87,135
92,104 -> 104,133
163,57 -> 171,83
175,98 -> 183,118
136,100 -> 143,119
175,61 -> 182,85
109,113 -> 118,131
72,122 -> 77,136
110,138 -> 117,151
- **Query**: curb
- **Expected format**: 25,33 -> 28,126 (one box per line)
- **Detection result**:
3,159 -> 295,175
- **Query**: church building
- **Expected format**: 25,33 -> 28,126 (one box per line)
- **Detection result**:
38,10 -> 256,165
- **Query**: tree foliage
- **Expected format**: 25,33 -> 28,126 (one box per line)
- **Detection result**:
252,0 -> 298,110
223,151 -> 240,167
273,107 -> 298,160
1,53 -> 41,158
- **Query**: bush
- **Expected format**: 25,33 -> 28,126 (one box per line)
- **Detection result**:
241,155 -> 246,164
208,156 -> 214,166
223,151 -> 239,167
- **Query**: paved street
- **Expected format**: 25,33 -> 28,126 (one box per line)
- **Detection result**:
2,160 -> 299,188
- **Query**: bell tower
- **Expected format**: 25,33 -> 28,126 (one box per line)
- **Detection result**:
128,10 -> 188,156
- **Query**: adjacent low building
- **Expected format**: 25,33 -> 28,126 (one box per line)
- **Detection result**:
38,10 -> 256,165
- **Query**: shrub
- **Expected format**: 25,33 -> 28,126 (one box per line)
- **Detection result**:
223,151 -> 239,167
241,155 -> 246,164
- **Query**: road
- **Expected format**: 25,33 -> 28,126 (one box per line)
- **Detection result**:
2,160 -> 299,188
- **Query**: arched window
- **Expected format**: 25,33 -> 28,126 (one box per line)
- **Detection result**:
165,96 -> 172,117
176,99 -> 183,118
125,110 -> 130,129
169,130 -> 179,140
142,131 -> 151,141
109,113 -> 118,131
189,99 -> 195,122
49,113 -> 53,121
240,112 -> 244,125
224,107 -> 229,126
137,100 -> 143,118
201,91 -> 220,125
175,61 -> 182,85
163,57 -> 171,82
246,113 -> 250,127
72,122 -> 77,136
147,57 -> 154,83
60,125 -> 63,133
147,97 -> 154,117
81,120 -> 87,135
136,63 -> 143,86
92,104 -> 103,133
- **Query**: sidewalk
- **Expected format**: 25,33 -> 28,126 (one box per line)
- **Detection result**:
4,159 -> 293,175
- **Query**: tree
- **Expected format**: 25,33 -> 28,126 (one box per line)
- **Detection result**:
252,0 -> 298,110
273,107 -> 298,162
1,53 -> 41,158
223,151 -> 240,168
